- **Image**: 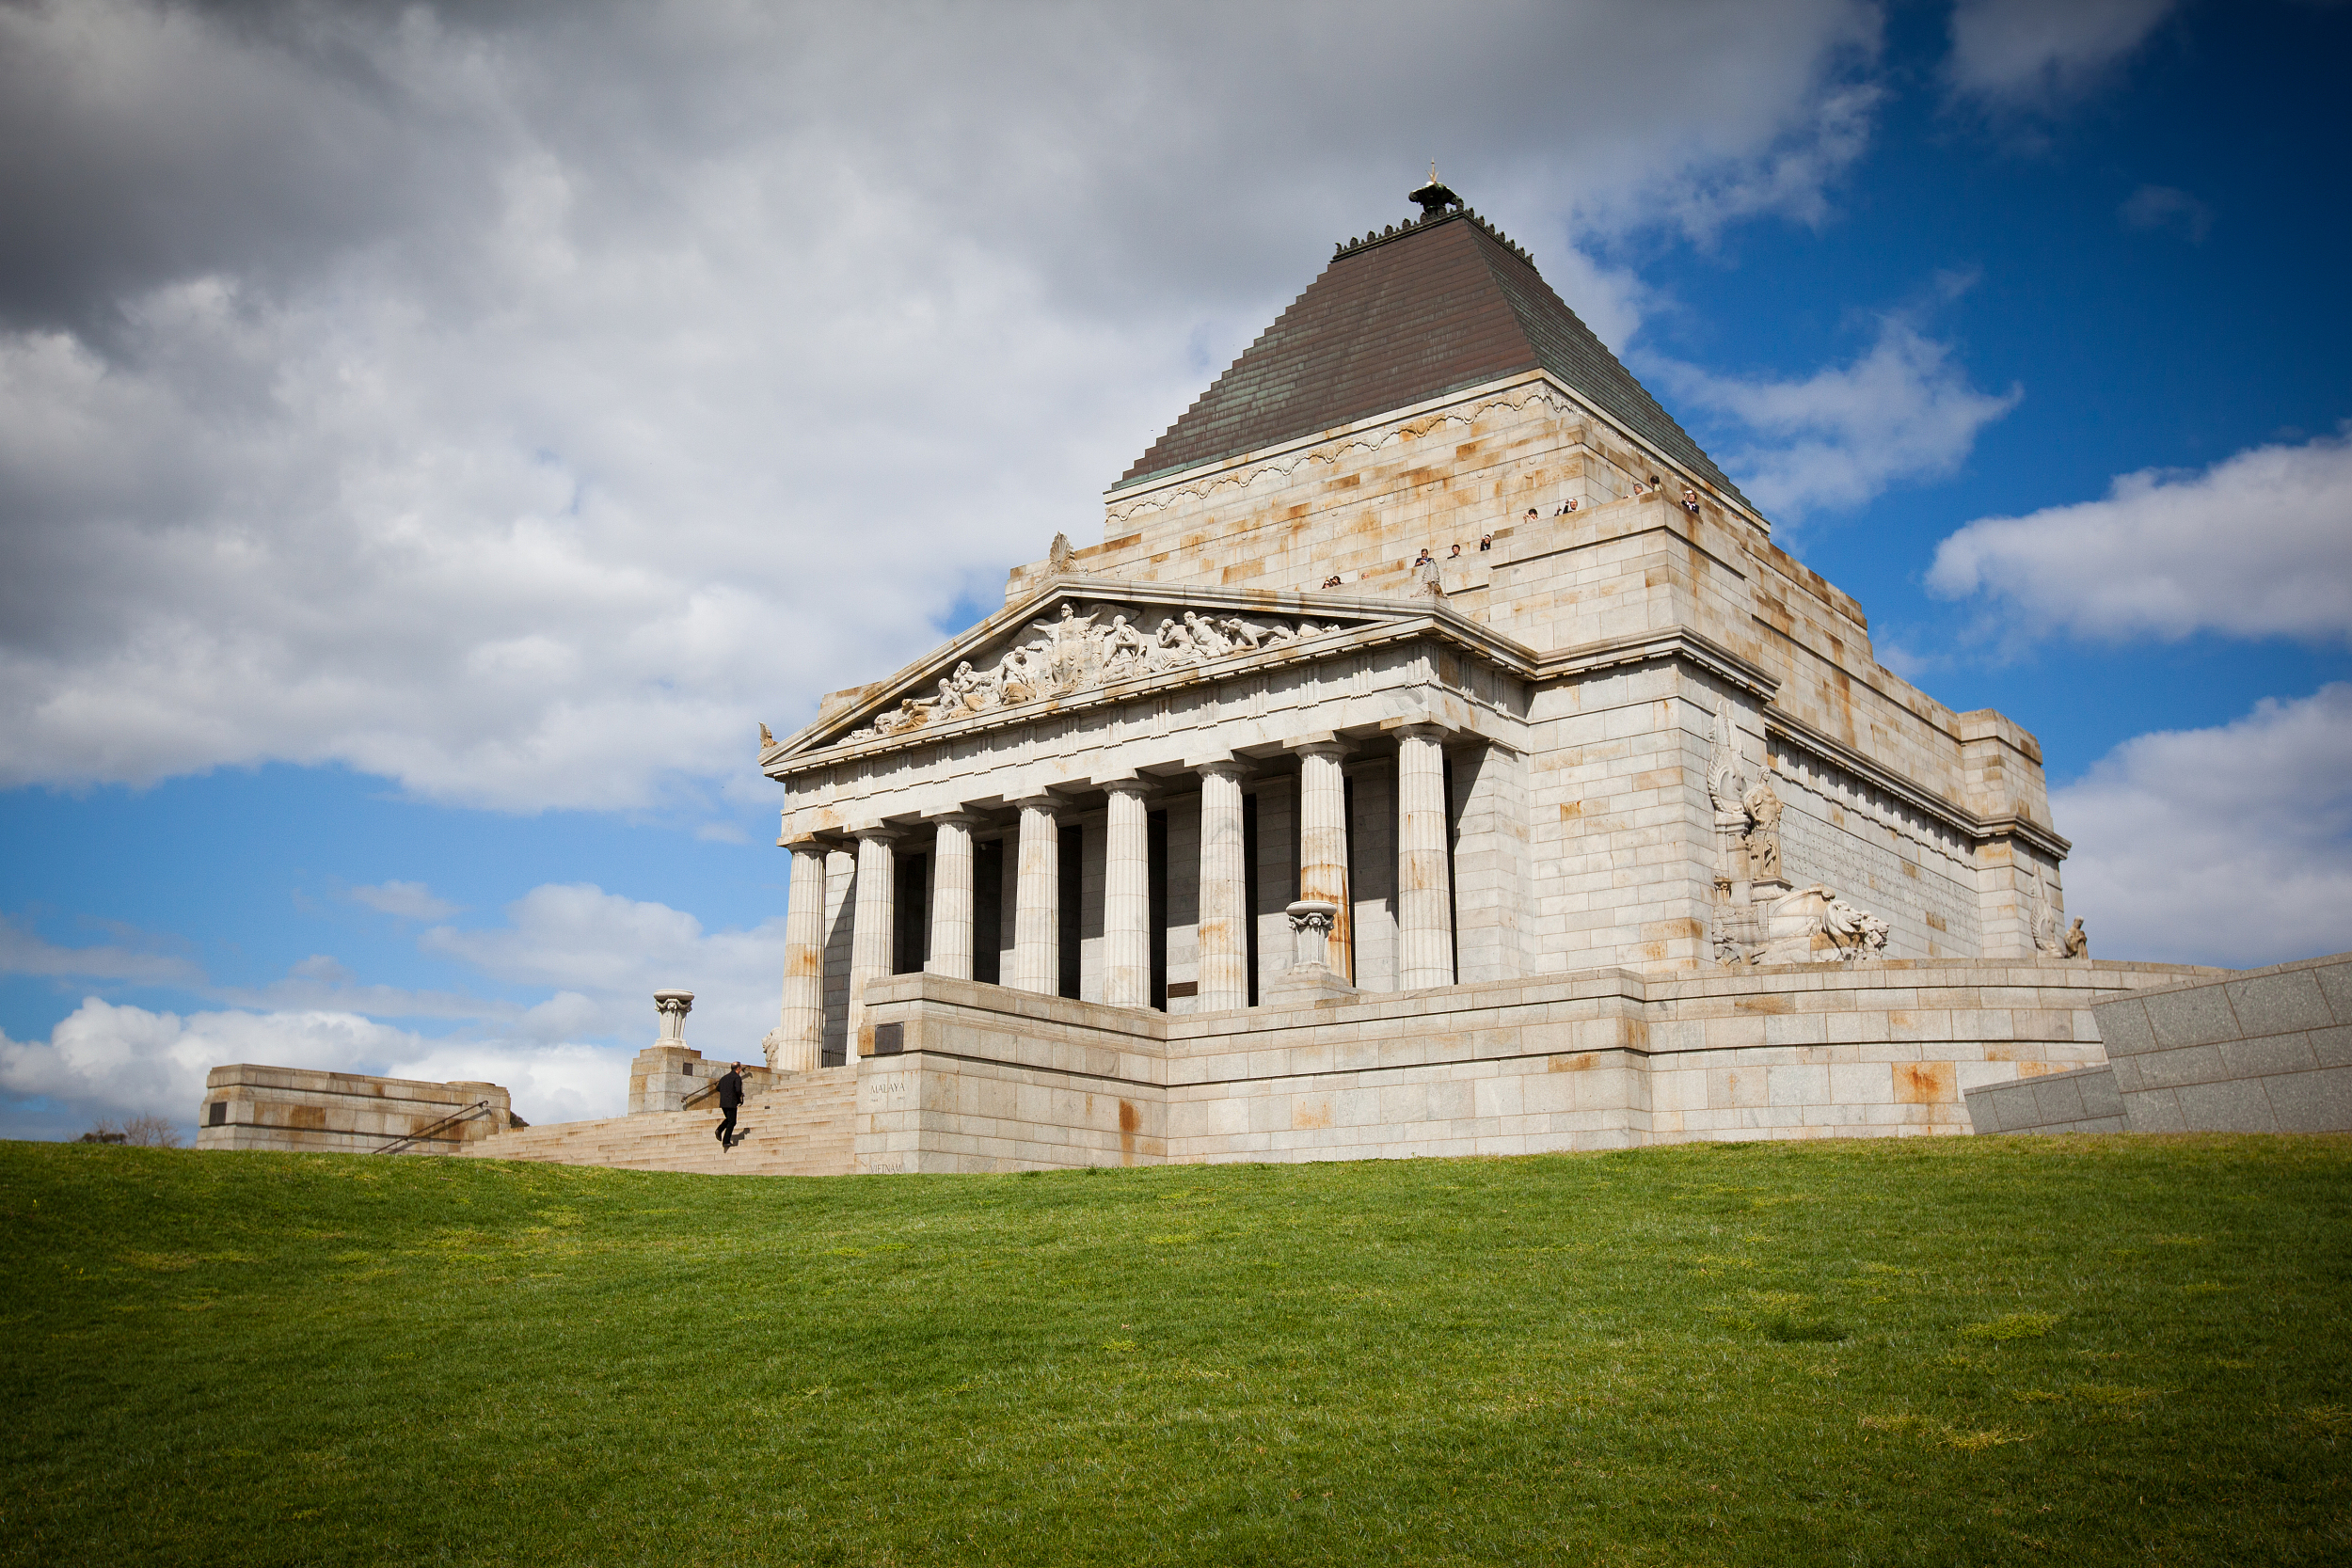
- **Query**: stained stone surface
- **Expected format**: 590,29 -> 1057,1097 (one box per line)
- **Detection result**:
195,1065 -> 522,1155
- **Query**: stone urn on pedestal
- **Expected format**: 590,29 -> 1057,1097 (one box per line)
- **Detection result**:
1270,899 -> 1358,1003
628,990 -> 705,1115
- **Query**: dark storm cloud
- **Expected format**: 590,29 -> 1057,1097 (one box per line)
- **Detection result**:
0,0 -> 515,335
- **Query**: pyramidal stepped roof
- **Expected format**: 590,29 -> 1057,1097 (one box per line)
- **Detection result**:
1120,182 -> 1748,507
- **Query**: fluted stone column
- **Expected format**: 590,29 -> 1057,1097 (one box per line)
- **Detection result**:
1295,741 -> 1353,981
770,838 -> 829,1071
1196,761 -> 1251,1011
927,813 -> 979,981
1396,724 -> 1455,990
845,829 -> 898,1061
1011,795 -> 1063,995
1102,780 -> 1152,1008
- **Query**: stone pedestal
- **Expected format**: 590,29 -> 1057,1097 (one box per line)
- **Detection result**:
1273,898 -> 1359,1002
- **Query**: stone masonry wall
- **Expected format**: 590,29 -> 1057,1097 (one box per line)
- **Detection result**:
849,958 -> 2213,1172
2089,952 -> 2352,1132
198,1065 -> 517,1155
988,372 -> 2061,882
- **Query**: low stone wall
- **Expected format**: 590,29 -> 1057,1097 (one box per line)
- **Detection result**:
1961,1065 -> 2126,1135
196,1064 -> 520,1154
628,1045 -> 777,1115
851,958 -> 2215,1172
2091,954 -> 2351,1132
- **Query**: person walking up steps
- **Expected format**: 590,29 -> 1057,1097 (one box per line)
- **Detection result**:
714,1061 -> 745,1150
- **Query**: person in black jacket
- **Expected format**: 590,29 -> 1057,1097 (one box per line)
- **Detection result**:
714,1062 -> 745,1150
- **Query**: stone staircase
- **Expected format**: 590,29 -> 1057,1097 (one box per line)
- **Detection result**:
461,1070 -> 857,1177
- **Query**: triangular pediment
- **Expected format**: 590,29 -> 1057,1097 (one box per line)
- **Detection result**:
766,577 -> 1436,767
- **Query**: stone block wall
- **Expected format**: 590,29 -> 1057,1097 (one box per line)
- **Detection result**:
2090,954 -> 2352,1132
628,1046 -> 776,1116
1962,953 -> 2352,1135
197,1065 -> 519,1155
1957,1065 -> 2126,1135
850,958 -> 2213,1172
1025,371 -> 2054,860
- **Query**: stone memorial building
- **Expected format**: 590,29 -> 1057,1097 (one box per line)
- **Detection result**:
723,174 -> 2218,1173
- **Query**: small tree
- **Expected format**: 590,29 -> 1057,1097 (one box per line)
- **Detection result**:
77,1116 -> 183,1148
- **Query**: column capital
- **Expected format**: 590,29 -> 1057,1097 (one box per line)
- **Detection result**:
850,823 -> 902,845
1282,732 -> 1350,759
1395,720 -> 1453,742
1193,757 -> 1252,782
925,809 -> 985,829
1097,774 -> 1155,800
1010,792 -> 1069,819
778,833 -> 829,853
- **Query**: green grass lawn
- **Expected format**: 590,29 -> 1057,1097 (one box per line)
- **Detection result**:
3,1135 -> 2347,1565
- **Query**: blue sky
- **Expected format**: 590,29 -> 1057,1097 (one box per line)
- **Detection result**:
4,0 -> 2348,1140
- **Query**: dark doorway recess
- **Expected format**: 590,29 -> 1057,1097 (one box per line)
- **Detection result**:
894,850 -> 930,974
1243,793 -> 1261,1007
1148,810 -> 1169,1011
1057,824 -> 1083,1000
974,837 -> 1005,986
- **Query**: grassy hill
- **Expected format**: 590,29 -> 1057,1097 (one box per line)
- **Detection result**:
2,1135 -> 2347,1566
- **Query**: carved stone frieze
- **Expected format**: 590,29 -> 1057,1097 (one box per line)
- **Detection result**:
832,598 -> 1359,747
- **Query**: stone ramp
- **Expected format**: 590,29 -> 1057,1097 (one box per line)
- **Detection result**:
461,1070 -> 856,1176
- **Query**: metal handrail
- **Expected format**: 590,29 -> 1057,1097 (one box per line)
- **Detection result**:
375,1100 -> 496,1155
681,1069 -> 764,1110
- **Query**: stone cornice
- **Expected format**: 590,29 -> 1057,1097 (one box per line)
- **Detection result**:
1765,707 -> 2073,858
1530,626 -> 1779,701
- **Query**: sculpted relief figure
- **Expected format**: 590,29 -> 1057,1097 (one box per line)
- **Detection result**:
1152,617 -> 1198,670
2027,867 -> 2072,957
1097,613 -> 1152,677
1184,610 -> 1232,657
2062,918 -> 2090,958
1741,773 -> 1785,884
1822,895 -> 1890,960
1705,701 -> 1747,819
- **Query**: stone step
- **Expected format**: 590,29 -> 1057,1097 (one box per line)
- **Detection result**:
464,1071 -> 857,1177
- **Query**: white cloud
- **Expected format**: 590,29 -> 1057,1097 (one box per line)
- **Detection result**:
1,879 -> 787,1135
347,879 -> 462,921
2053,685 -> 2352,969
2120,182 -> 2212,243
1650,315 -> 2020,517
0,996 -> 628,1134
2,998 -> 430,1125
0,914 -> 204,986
1946,0 -> 2180,110
0,0 -> 1887,811
1928,429 -> 2352,643
422,881 -> 786,1055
